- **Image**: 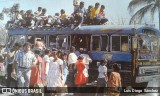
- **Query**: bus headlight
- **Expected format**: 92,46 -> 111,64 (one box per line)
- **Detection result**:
158,68 -> 160,73
142,69 -> 145,74
139,69 -> 145,75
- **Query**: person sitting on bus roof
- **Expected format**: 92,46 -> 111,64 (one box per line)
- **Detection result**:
73,0 -> 79,13
35,8 -> 48,27
34,7 -> 42,26
45,15 -> 54,27
60,9 -> 70,27
18,10 -> 27,27
34,7 -> 42,17
90,2 -> 100,24
84,5 -> 93,25
95,5 -> 108,25
73,1 -> 86,27
23,10 -> 34,27
5,11 -> 23,28
52,13 -> 61,27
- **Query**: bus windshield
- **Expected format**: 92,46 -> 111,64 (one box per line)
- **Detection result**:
139,35 -> 159,59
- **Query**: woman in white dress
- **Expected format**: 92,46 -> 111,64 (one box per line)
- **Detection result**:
47,51 -> 64,93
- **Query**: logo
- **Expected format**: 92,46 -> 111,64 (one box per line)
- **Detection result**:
2,88 -> 12,93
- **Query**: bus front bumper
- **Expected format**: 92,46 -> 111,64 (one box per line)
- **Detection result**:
136,75 -> 160,83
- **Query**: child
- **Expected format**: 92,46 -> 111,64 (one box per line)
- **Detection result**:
108,63 -> 122,96
96,59 -> 108,94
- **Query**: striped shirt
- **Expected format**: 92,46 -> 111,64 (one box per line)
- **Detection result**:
14,50 -> 36,68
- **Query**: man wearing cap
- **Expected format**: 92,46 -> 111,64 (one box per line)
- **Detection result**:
12,42 -> 37,88
5,42 -> 22,87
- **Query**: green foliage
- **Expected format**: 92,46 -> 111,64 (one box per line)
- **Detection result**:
128,0 -> 160,27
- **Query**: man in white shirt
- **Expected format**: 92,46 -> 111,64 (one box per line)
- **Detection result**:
68,46 -> 77,70
34,7 -> 42,17
66,46 -> 77,93
36,8 -> 48,27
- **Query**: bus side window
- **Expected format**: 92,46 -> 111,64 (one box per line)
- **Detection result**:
57,35 -> 68,50
27,35 -> 35,48
92,36 -> 101,51
111,36 -> 120,51
101,35 -> 108,51
49,35 -> 57,49
121,36 -> 129,52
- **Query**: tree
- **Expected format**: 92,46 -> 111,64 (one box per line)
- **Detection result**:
0,4 -> 19,46
1,3 -> 19,20
128,0 -> 160,29
0,13 -> 4,20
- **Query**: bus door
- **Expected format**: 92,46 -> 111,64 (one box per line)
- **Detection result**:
27,35 -> 46,48
71,35 -> 90,51
91,35 -> 101,51
90,34 -> 110,63
48,35 -> 57,49
56,35 -> 71,50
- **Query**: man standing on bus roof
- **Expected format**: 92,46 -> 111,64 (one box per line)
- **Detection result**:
12,42 -> 37,88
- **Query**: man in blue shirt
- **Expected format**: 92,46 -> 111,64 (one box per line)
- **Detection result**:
74,1 -> 86,27
12,42 -> 37,88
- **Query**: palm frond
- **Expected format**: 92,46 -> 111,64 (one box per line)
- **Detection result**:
151,4 -> 158,22
129,3 -> 154,24
0,13 -> 4,20
128,0 -> 154,13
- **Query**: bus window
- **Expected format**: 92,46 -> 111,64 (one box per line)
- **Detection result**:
111,36 -> 120,51
71,35 -> 89,51
27,35 -> 35,45
111,35 -> 129,52
121,36 -> 129,52
139,35 -> 150,50
101,35 -> 109,51
57,35 -> 68,50
150,37 -> 159,59
68,36 -> 71,49
27,35 -> 46,49
8,35 -> 26,48
92,36 -> 101,51
49,35 -> 57,49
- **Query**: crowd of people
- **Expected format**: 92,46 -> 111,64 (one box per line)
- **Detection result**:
6,0 -> 108,29
0,41 -> 122,96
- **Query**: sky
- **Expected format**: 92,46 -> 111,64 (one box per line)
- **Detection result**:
0,0 -> 159,29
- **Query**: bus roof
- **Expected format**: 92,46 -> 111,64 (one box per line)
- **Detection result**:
7,25 -> 160,35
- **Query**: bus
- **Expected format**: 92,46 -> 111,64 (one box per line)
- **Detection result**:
6,25 -> 160,87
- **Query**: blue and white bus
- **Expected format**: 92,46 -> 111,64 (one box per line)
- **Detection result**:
7,25 -> 160,87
